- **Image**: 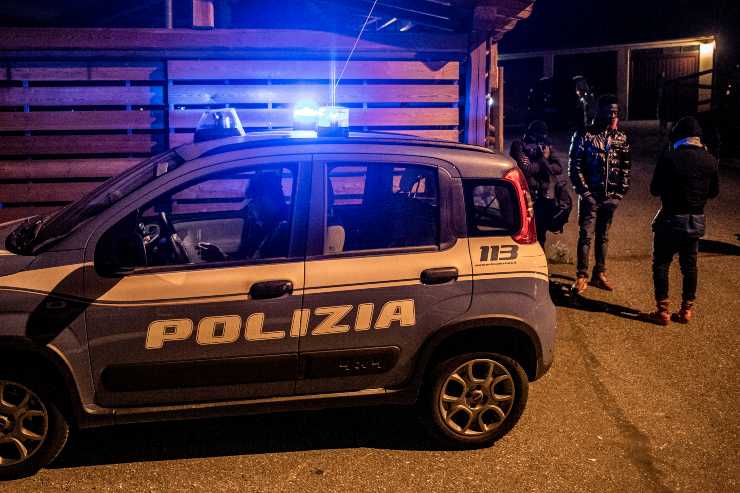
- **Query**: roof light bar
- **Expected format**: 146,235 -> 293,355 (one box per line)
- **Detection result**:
193,108 -> 245,143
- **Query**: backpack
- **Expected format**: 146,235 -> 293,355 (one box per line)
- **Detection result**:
547,173 -> 572,233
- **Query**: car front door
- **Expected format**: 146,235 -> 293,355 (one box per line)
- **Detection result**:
296,154 -> 473,395
84,158 -> 310,407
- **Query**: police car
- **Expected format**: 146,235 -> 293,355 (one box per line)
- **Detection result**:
0,107 -> 555,478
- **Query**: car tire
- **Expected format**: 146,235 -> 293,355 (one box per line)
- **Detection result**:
421,352 -> 528,448
0,372 -> 70,480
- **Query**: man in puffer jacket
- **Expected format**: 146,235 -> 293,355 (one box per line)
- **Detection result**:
646,116 -> 719,325
569,95 -> 631,294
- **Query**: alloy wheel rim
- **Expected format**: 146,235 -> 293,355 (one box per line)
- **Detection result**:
0,381 -> 49,467
438,359 -> 515,436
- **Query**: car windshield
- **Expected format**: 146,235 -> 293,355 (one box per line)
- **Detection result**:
20,151 -> 182,253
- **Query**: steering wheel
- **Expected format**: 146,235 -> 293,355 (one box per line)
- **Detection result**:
139,222 -> 160,247
158,211 -> 190,264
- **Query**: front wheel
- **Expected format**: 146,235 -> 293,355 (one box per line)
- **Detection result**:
421,352 -> 528,448
0,374 -> 70,480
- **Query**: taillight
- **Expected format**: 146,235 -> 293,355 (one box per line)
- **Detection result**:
504,167 -> 537,244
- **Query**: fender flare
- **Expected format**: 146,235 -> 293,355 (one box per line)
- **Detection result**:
406,315 -> 544,388
0,336 -> 86,425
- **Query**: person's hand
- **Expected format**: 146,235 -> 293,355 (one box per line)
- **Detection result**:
582,193 -> 597,208
542,145 -> 551,160
196,242 -> 227,262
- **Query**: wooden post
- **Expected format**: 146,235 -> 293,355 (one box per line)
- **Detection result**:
496,65 -> 504,153
165,0 -> 173,29
464,40 -> 487,146
616,48 -> 630,120
193,0 -> 215,29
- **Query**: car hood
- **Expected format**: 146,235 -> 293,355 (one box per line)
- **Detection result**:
0,217 -> 37,276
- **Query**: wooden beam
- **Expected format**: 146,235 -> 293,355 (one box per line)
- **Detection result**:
168,84 -> 459,105
464,40 -> 487,146
0,111 -> 164,131
193,0 -> 215,29
0,86 -> 164,107
167,60 -> 459,80
0,29 -> 467,57
0,159 -> 139,180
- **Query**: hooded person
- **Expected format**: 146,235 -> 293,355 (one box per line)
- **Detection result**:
510,120 -> 571,247
646,116 -> 720,325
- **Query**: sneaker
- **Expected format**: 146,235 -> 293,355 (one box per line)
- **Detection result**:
572,276 -> 588,295
671,301 -> 694,324
646,300 -> 670,326
590,272 -> 614,291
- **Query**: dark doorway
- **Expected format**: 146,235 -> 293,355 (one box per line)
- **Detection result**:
630,49 -> 699,120
553,51 -> 618,130
501,57 -> 545,130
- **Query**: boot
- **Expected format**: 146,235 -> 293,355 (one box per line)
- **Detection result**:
590,272 -> 615,291
646,300 -> 671,326
572,276 -> 589,295
671,301 -> 694,324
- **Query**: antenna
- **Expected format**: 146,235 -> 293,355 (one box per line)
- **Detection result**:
332,0 -> 379,100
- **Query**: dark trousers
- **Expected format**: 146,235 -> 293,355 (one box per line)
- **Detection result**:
576,198 -> 618,278
652,231 -> 699,302
535,198 -> 553,247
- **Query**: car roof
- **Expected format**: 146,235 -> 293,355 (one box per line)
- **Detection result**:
174,130 -> 515,179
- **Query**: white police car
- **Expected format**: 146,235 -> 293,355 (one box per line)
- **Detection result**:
0,107 -> 555,478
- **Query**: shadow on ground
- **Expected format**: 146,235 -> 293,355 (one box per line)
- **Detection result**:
699,239 -> 740,256
549,274 -> 653,324
51,405 -> 441,469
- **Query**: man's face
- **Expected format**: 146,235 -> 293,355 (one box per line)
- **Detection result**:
599,103 -> 620,129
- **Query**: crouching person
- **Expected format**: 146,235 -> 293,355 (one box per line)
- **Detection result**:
647,117 -> 719,325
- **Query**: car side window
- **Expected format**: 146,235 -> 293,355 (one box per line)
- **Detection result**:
95,165 -> 297,273
464,180 -> 519,236
325,162 -> 439,254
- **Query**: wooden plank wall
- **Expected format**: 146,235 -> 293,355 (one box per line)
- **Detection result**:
0,58 -> 460,222
0,61 -> 166,222
167,60 -> 460,146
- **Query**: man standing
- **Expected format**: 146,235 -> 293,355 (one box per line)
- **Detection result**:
510,120 -> 570,247
569,95 -> 631,294
647,117 -> 719,325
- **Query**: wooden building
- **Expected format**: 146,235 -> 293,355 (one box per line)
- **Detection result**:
0,0 -> 534,222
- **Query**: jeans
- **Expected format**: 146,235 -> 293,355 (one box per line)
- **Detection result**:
652,231 -> 699,302
576,197 -> 618,278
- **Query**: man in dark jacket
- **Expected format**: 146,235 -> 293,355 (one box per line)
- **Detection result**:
646,117 -> 719,325
510,120 -> 570,247
569,95 -> 631,294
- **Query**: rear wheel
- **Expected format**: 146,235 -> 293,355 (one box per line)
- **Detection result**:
0,374 -> 69,480
421,352 -> 528,448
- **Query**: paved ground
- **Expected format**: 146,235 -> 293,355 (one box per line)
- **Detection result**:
4,124 -> 739,493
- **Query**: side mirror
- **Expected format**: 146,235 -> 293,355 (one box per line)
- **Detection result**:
95,234 -> 143,277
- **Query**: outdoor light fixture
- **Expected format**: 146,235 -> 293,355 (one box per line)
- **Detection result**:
193,108 -> 245,142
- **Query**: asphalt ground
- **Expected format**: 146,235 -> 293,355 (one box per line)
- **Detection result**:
3,124 -> 739,493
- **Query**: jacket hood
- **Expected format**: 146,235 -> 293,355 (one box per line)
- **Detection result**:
670,117 -> 703,143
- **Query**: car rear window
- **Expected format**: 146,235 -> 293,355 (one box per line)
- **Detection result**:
464,180 -> 519,236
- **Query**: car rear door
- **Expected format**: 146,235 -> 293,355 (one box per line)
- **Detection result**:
83,156 -> 310,407
296,153 -> 472,395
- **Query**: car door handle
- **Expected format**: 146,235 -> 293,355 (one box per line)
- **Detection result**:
249,280 -> 294,300
420,267 -> 458,285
